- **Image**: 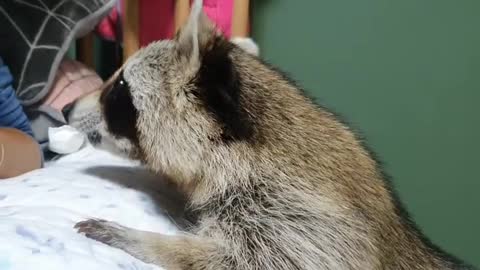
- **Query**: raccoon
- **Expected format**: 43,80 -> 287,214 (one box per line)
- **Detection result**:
70,1 -> 473,269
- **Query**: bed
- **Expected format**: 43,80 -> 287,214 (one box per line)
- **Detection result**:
0,143 -> 180,270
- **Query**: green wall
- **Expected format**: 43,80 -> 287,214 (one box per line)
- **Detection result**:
252,0 -> 479,266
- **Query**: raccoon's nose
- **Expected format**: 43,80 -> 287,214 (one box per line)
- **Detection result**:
62,102 -> 74,122
87,131 -> 102,144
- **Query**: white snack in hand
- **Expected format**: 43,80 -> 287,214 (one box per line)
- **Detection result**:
48,125 -> 86,154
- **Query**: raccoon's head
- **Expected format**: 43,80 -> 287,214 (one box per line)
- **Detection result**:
68,3 -> 263,185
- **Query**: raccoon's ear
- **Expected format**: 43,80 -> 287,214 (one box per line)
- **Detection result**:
176,0 -> 216,67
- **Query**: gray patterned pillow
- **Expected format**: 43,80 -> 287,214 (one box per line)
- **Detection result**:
0,0 -> 115,106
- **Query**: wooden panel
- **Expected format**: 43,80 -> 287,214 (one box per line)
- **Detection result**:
231,0 -> 250,37
76,33 -> 95,68
123,0 -> 140,61
174,0 -> 190,33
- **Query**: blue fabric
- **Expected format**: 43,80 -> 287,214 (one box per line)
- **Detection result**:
0,57 -> 33,137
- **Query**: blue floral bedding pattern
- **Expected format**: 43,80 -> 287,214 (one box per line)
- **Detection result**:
0,145 -> 178,270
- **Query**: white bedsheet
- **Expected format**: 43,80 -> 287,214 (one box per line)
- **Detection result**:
0,145 -> 179,270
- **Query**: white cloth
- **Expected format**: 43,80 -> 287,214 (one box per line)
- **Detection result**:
231,37 -> 260,56
0,145 -> 178,270
48,125 -> 86,154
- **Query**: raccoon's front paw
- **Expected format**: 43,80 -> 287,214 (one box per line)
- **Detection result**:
75,219 -> 157,263
75,219 -> 131,247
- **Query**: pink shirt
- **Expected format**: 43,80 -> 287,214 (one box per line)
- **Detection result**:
202,0 -> 233,38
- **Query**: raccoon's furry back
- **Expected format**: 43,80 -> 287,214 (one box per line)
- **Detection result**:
182,44 -> 470,269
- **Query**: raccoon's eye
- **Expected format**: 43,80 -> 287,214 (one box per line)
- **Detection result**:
111,77 -> 129,98
118,78 -> 126,87
101,71 -> 139,144
100,72 -> 130,104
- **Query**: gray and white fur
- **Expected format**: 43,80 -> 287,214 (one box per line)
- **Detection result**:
69,1 -> 474,269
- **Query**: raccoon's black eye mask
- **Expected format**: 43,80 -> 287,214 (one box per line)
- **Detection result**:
100,71 -> 140,145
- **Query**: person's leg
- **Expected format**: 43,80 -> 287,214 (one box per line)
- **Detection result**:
0,128 -> 42,179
